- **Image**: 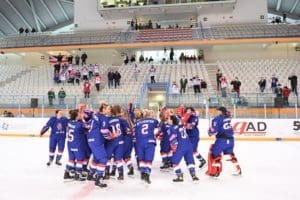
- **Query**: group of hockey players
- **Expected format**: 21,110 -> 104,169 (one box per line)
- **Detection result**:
40,102 -> 242,188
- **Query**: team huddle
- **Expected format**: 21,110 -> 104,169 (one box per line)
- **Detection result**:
40,102 -> 242,188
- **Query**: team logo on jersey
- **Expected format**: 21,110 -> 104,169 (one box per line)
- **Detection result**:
57,123 -> 63,130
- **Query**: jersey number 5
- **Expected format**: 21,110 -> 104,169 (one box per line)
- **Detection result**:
67,129 -> 74,142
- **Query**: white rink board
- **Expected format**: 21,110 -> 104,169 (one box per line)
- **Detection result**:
1,118 -> 300,140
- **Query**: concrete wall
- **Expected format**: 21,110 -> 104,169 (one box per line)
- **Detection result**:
199,0 -> 268,26
74,0 -> 130,31
204,43 -> 299,62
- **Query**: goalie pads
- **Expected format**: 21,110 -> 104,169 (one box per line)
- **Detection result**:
206,144 -> 222,177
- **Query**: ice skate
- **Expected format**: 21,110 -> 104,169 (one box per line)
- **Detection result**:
95,176 -> 107,188
172,174 -> 184,182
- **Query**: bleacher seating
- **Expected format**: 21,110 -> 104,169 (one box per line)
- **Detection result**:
135,28 -> 193,42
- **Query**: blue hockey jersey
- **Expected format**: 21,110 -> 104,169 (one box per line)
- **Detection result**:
134,118 -> 159,144
41,116 -> 68,139
67,120 -> 85,149
86,113 -> 107,144
210,115 -> 234,139
186,114 -> 199,137
169,125 -> 191,148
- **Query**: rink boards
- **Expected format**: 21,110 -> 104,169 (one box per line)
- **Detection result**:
1,117 -> 300,141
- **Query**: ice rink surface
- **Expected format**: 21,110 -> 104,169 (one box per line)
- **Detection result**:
0,137 -> 299,200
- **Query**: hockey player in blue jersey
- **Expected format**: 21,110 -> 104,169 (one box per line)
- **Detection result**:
40,110 -> 68,166
184,107 -> 206,169
85,103 -> 113,188
63,110 -> 87,181
104,105 -> 128,180
121,109 -> 135,176
157,111 -> 172,169
207,106 -> 242,177
168,114 -> 199,182
134,109 -> 159,184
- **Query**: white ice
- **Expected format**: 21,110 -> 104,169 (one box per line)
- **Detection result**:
0,137 -> 299,200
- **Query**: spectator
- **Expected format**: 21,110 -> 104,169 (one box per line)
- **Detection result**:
130,19 -> 134,30
68,69 -> 75,85
171,81 -> 180,94
283,12 -> 287,23
133,64 -> 140,81
149,56 -> 154,63
60,71 -> 67,85
130,55 -> 136,63
75,55 -> 80,66
82,66 -> 88,80
54,71 -> 60,84
88,65 -> 94,80
57,53 -> 63,63
139,54 -> 144,63
271,75 -> 279,94
75,70 -> 81,86
216,69 -> 222,91
274,84 -> 283,98
107,70 -> 114,88
48,88 -> 55,106
220,75 -> 228,97
54,62 -> 60,73
58,88 -> 66,105
124,54 -> 129,65
67,63 -> 73,74
170,48 -> 174,63
114,71 -> 121,88
149,65 -> 156,84
190,76 -> 201,94
67,55 -> 73,64
94,64 -> 100,75
288,74 -> 298,96
230,77 -> 241,98
83,80 -> 91,99
179,53 -> 184,63
94,74 -> 101,92
180,75 -> 188,94
258,77 -> 266,93
282,86 -> 291,106
81,52 -> 88,66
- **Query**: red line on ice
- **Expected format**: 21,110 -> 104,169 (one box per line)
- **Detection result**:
69,182 -> 95,200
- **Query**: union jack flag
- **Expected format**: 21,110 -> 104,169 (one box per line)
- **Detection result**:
49,55 -> 68,64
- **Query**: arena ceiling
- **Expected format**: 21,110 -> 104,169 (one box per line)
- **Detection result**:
0,0 -> 299,37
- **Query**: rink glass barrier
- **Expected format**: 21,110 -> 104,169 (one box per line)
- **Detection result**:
0,93 -> 299,118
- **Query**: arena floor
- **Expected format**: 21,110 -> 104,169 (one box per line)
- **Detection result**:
0,137 -> 299,200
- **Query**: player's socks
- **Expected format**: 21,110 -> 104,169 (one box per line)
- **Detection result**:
173,174 -> 184,182
104,169 -> 110,180
127,166 -> 134,175
95,176 -> 107,188
110,165 -> 117,176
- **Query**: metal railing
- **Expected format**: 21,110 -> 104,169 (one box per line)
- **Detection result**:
1,24 -> 300,48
